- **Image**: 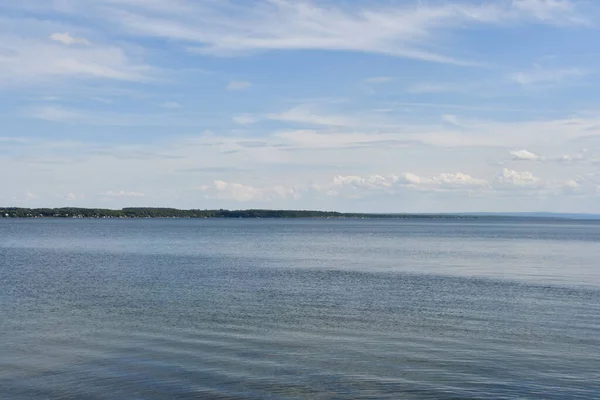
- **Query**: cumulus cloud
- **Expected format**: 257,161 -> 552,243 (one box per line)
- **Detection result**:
49,32 -> 90,46
195,169 -> 586,204
562,180 -> 580,190
200,180 -> 298,202
555,149 -> 589,164
226,81 -> 251,91
199,172 -> 490,203
397,173 -> 423,186
496,168 -> 541,187
559,155 -> 574,162
330,171 -> 489,196
430,173 -> 489,188
510,149 -> 541,161
332,175 -> 397,191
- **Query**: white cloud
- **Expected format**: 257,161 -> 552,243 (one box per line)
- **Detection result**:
0,34 -> 150,85
206,169 -> 588,202
269,106 -> 358,128
555,149 -> 589,164
28,106 -> 85,122
496,168 -> 541,187
442,114 -> 462,126
510,66 -> 586,86
430,172 -> 489,189
24,105 -> 208,126
562,179 -> 580,190
397,173 -> 423,186
3,129 -> 593,210
276,130 -> 388,149
415,115 -> 600,148
226,81 -> 251,91
510,149 -> 541,161
201,173 -> 478,203
330,171 -> 489,196
101,190 -> 146,198
90,0 -> 586,64
512,0 -> 584,24
49,32 -> 90,46
268,110 -> 600,150
333,175 -> 397,190
200,180 -> 297,202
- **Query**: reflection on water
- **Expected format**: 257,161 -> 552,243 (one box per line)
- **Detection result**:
1,219 -> 599,399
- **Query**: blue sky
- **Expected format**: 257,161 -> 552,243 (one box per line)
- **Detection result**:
2,0 -> 600,212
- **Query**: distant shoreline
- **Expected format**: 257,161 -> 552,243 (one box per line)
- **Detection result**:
1,207 -> 599,221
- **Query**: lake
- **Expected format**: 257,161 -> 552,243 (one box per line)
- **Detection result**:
1,219 -> 599,399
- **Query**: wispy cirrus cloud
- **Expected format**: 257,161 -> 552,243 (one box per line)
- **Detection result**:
24,105 -> 203,127
511,0 -> 586,25
510,66 -> 587,86
268,105 -> 358,128
49,32 -> 90,46
70,0 -> 589,64
0,33 -> 151,86
27,106 -> 87,122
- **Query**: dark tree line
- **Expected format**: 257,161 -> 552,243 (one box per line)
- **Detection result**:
0,207 -> 481,219
0,207 -> 344,219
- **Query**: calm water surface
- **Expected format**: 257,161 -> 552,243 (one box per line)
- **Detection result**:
1,219 -> 599,399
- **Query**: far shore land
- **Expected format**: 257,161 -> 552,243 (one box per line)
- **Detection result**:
1,207 -> 599,221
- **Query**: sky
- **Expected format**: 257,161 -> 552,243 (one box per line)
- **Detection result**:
1,0 -> 600,213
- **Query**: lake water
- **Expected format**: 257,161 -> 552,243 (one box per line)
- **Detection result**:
1,219 -> 599,399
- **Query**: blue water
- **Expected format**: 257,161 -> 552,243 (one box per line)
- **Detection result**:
1,219 -> 599,399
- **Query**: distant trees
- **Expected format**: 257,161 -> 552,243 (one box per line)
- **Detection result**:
0,207 -> 497,220
0,207 -> 347,219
